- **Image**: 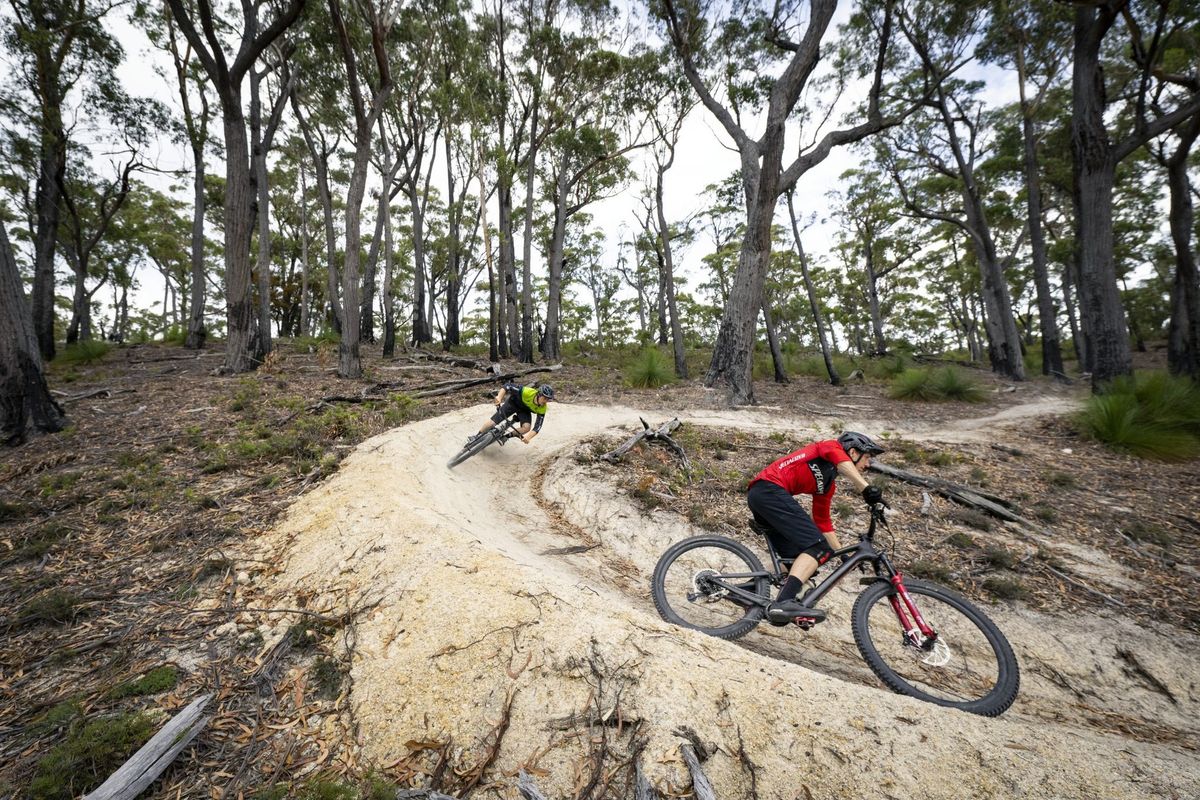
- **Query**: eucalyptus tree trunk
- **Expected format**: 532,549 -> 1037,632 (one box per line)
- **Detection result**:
25,13 -> 69,361
360,190 -> 387,344
543,154 -> 569,362
477,149 -> 499,362
292,98 -> 343,335
299,161 -> 311,338
654,156 -> 687,378
762,297 -> 788,383
406,184 -> 431,344
519,91 -> 540,363
1164,115 -> 1200,379
1,221 -> 66,443
166,12 -> 212,351
250,66 -> 271,360
327,0 -> 392,378
863,242 -> 887,355
497,181 -> 516,356
787,191 -> 839,386
1069,3 -> 1200,388
443,134 -> 462,349
1015,45 -> 1064,378
927,85 -> 1024,380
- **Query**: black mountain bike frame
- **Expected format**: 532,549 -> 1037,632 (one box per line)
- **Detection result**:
709,508 -> 938,646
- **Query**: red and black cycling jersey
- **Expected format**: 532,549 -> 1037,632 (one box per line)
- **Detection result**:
747,440 -> 851,533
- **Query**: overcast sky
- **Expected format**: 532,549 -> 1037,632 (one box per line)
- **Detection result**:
103,6 -> 1018,338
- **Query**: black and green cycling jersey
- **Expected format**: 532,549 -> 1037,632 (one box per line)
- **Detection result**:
494,383 -> 547,431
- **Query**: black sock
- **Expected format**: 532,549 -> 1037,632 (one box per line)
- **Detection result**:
777,575 -> 803,603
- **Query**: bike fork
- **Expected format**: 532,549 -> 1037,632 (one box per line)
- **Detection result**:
886,573 -> 937,647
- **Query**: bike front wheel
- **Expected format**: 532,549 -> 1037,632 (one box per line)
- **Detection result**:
447,430 -> 495,469
651,536 -> 769,640
851,578 -> 1019,716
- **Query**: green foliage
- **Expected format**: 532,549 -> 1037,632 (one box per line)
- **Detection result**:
929,367 -> 986,402
907,559 -> 953,583
946,532 -> 976,549
22,589 -> 82,626
982,545 -> 1018,570
108,665 -> 178,699
162,325 -> 187,345
296,778 -> 357,800
889,367 -> 984,402
1125,520 -> 1173,547
29,712 -> 154,799
1077,372 -> 1200,460
888,368 -> 942,401
983,576 -> 1027,601
952,508 -> 993,532
625,347 -> 675,389
56,340 -> 111,365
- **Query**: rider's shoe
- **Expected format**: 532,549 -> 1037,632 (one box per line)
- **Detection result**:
766,599 -> 827,626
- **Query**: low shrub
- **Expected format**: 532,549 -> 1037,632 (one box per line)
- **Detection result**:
929,367 -> 986,402
888,367 -> 985,402
888,369 -> 941,401
625,347 -> 675,389
29,712 -> 154,799
1076,372 -> 1200,460
56,340 -> 111,365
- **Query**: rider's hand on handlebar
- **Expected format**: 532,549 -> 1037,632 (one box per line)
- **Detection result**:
861,485 -> 888,508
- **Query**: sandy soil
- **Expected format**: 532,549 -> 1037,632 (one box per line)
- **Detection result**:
252,399 -> 1200,799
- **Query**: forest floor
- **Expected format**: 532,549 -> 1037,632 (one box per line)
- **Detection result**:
0,340 -> 1197,799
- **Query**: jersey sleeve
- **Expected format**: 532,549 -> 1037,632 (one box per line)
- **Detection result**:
811,484 -> 835,533
532,412 -> 545,433
817,439 -> 852,464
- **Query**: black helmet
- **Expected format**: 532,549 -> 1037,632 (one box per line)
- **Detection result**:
537,384 -> 555,400
838,431 -> 885,456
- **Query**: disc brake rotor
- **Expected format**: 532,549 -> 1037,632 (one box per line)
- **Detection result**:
691,569 -> 727,602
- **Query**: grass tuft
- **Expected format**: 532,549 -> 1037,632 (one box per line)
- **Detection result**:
1077,372 -> 1200,461
29,712 -> 154,799
56,340 -> 111,365
625,347 -> 676,389
888,367 -> 984,402
108,665 -> 179,699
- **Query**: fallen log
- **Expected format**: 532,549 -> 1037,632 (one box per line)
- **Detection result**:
410,348 -> 503,374
409,364 -> 561,399
601,418 -> 691,476
83,693 -> 213,800
869,462 -> 1024,521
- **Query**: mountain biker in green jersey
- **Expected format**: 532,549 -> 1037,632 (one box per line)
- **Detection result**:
473,382 -> 555,445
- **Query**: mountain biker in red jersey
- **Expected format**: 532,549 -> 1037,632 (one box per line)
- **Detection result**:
747,431 -> 887,625
472,382 -> 555,445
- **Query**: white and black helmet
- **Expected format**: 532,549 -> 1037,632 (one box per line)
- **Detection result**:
837,431 -> 885,456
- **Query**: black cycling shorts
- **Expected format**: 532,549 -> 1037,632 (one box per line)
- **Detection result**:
746,480 -> 829,560
491,396 -> 531,426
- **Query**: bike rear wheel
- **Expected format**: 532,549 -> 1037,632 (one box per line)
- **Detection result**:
651,536 -> 769,640
851,578 -> 1019,716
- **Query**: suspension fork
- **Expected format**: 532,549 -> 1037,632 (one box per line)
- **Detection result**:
886,573 -> 938,648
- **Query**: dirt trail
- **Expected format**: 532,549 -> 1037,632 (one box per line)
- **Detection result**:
255,400 -> 1199,799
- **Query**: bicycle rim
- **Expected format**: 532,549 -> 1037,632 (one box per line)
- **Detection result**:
651,537 -> 768,640
447,432 -> 492,468
851,579 -> 1019,716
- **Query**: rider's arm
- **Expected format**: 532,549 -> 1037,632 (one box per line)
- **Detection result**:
836,459 -> 870,493
522,412 -> 545,443
494,386 -> 508,406
812,491 -> 842,551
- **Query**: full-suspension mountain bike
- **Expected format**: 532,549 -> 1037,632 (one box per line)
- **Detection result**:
650,505 -> 1020,716
447,415 -> 523,469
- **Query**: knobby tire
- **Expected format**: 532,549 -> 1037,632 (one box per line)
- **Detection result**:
651,536 -> 769,641
850,578 -> 1019,716
447,430 -> 497,469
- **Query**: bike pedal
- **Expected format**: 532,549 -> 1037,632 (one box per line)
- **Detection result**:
793,616 -> 822,630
